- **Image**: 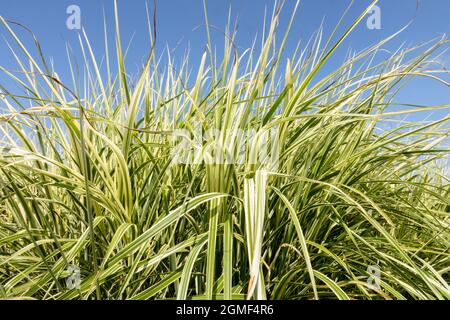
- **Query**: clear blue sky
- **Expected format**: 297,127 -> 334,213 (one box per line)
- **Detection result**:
0,0 -> 448,120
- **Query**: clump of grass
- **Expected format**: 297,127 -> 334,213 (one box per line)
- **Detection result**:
0,0 -> 449,300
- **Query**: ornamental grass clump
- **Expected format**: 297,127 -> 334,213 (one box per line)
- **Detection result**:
0,0 -> 449,299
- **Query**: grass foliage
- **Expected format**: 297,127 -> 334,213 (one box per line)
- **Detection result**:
0,0 -> 449,299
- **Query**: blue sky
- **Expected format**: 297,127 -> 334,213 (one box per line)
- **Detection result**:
0,0 -> 448,120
